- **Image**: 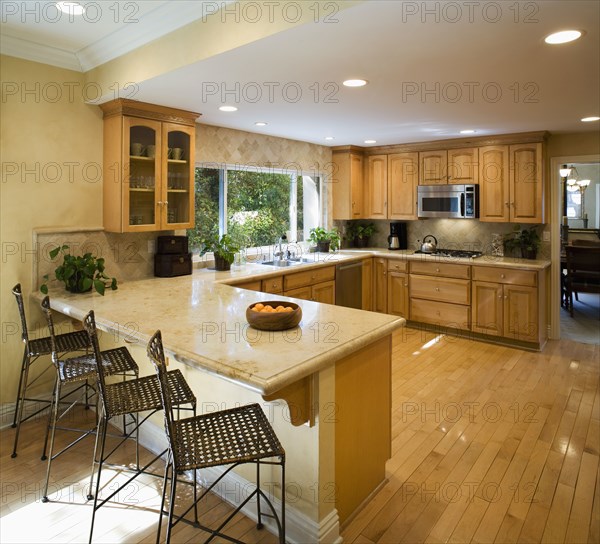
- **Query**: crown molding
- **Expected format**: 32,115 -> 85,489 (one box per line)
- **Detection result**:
0,33 -> 82,72
76,0 -> 229,72
1,1 -> 236,73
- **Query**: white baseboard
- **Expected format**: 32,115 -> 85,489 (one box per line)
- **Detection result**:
137,418 -> 341,544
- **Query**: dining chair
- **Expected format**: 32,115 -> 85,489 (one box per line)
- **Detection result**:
564,246 -> 600,317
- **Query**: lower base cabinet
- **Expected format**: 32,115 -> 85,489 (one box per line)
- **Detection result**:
373,258 -> 388,313
286,280 -> 335,304
387,260 -> 409,318
472,281 -> 539,342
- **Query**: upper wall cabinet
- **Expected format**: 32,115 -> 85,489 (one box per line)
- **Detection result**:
332,150 -> 364,220
419,147 -> 478,185
100,99 -> 200,233
388,153 -> 419,220
366,155 -> 388,219
419,150 -> 447,185
480,143 -> 543,223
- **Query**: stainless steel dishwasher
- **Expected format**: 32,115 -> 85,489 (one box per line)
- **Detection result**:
335,260 -> 363,309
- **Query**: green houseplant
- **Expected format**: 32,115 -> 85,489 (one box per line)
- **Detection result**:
199,234 -> 240,271
40,245 -> 118,295
347,222 -> 378,248
308,227 -> 340,253
503,226 -> 541,260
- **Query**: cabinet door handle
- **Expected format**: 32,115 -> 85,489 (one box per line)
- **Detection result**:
500,274 -> 505,279
435,287 -> 440,292
436,268 -> 440,273
505,202 -> 510,208
504,295 -> 508,299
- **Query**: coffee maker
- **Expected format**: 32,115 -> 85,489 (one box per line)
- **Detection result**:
388,222 -> 407,250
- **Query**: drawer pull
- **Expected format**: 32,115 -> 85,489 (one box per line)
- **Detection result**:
500,274 -> 505,279
435,287 -> 440,292
436,268 -> 440,273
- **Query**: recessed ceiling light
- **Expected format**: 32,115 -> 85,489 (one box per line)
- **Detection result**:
544,30 -> 582,44
219,106 -> 238,112
460,129 -> 476,134
255,122 -> 267,126
581,116 -> 600,122
343,79 -> 368,87
364,140 -> 377,144
56,1 -> 85,15
325,137 -> 335,141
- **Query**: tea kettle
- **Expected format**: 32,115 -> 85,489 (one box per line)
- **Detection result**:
420,235 -> 438,253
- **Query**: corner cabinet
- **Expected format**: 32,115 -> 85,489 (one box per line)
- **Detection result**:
100,99 -> 200,233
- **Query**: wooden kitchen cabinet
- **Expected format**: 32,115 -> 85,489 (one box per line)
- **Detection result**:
332,149 -> 364,220
409,261 -> 471,329
362,258 -> 373,311
510,143 -> 543,223
472,267 -> 540,343
447,147 -> 478,184
419,150 -> 447,185
388,153 -> 419,220
100,99 -> 199,233
366,155 -> 388,218
284,266 -> 336,304
230,279 -> 262,291
373,258 -> 388,313
262,276 -> 284,294
479,143 -> 543,223
387,266 -> 409,318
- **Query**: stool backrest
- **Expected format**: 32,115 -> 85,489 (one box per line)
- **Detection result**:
40,296 -> 59,366
82,310 -> 109,408
147,330 -> 177,455
12,284 -> 30,349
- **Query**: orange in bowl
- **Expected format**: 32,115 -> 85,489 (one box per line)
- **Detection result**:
246,301 -> 302,331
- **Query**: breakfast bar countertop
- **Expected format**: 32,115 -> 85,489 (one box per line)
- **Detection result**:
35,272 -> 404,396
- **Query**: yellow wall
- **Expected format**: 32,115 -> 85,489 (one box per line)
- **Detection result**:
1,55 -> 104,407
547,131 -> 600,158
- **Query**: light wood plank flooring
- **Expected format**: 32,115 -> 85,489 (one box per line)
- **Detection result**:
1,328 -> 598,543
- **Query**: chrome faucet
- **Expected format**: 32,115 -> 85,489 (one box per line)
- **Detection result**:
276,234 -> 287,261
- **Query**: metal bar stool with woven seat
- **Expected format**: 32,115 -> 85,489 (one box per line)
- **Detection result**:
84,312 -> 197,544
10,283 -> 90,459
40,296 -> 139,502
147,330 -> 286,544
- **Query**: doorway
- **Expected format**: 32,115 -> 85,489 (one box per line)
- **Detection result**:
551,156 -> 600,344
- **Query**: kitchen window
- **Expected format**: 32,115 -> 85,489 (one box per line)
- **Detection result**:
187,164 -> 322,250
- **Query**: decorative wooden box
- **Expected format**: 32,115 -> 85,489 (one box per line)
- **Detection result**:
154,253 -> 192,277
157,235 -> 188,255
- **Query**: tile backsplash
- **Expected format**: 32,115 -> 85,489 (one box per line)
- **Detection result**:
336,219 -> 551,259
33,228 -> 170,288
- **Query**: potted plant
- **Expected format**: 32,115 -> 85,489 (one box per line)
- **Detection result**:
40,245 -> 118,295
308,227 -> 341,253
503,226 -> 541,260
352,222 -> 378,248
199,234 -> 240,271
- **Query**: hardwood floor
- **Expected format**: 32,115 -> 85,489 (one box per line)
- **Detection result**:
1,328 -> 598,543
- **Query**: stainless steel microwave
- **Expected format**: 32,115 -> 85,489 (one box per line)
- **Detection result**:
417,184 -> 479,219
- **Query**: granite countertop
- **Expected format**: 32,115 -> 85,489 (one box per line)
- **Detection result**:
37,271 -> 403,396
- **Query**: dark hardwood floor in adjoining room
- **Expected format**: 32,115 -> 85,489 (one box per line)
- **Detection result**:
1,328 -> 598,543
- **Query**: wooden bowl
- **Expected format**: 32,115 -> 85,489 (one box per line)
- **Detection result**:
246,301 -> 302,331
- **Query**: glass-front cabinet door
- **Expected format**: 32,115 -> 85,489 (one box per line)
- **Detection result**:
161,123 -> 194,229
124,117 -> 161,230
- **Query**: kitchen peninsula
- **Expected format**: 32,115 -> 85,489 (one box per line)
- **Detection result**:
35,264 -> 404,544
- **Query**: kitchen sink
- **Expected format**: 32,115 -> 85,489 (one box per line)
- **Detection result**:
260,259 -> 304,267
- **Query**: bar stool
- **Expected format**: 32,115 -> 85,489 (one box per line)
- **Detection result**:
40,296 -> 139,502
10,283 -> 90,458
147,330 -> 286,544
84,312 -> 197,544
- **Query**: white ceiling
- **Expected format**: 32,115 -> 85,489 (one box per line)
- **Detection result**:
2,0 -> 599,146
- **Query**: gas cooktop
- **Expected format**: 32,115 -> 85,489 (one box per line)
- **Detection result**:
414,249 -> 483,259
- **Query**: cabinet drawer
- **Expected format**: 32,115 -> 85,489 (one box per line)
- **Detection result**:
472,266 -> 537,286
284,285 -> 312,300
388,260 -> 408,273
232,280 -> 262,291
261,276 -> 284,293
284,265 -> 336,291
410,299 -> 470,329
410,261 -> 470,279
410,275 -> 470,305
